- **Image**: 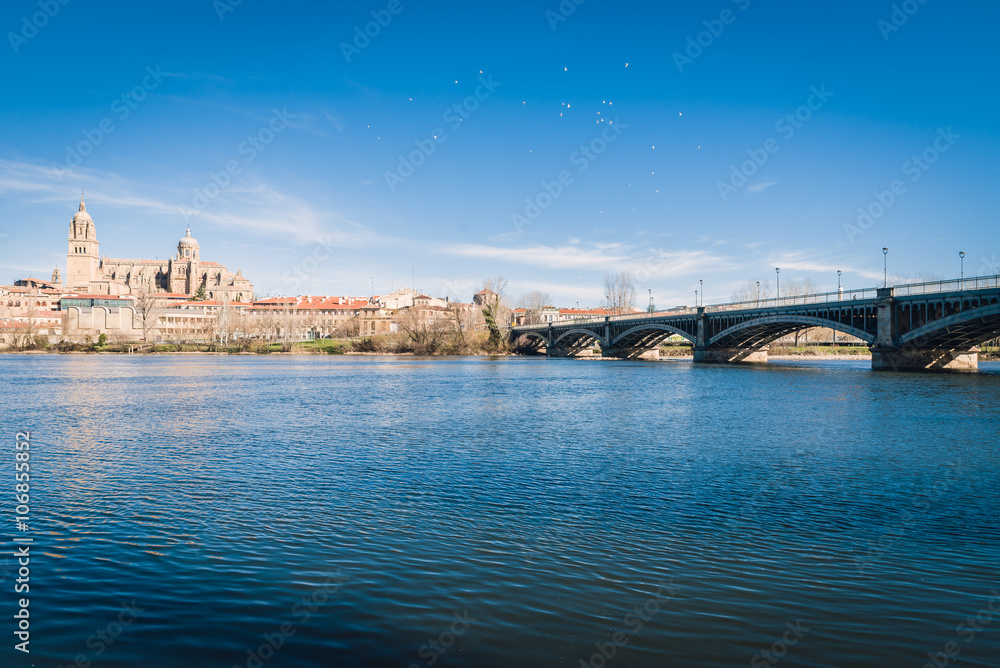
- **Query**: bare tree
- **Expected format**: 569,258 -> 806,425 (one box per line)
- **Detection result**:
277,301 -> 298,352
603,272 -> 635,316
11,287 -> 39,350
133,283 -> 164,349
480,276 -> 511,351
215,289 -> 232,351
731,279 -> 773,306
516,290 -> 551,324
782,278 -> 821,345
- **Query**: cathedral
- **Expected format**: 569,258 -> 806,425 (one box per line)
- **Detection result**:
65,197 -> 254,302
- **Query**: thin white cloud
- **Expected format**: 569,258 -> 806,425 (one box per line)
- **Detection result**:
747,180 -> 778,194
439,242 -> 729,278
0,157 -> 379,247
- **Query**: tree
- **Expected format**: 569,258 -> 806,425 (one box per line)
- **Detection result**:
782,278 -> 821,345
193,285 -> 207,301
731,279 -> 773,305
516,290 -> 551,325
216,289 -> 232,351
480,276 -> 511,351
133,283 -> 164,349
603,272 -> 635,316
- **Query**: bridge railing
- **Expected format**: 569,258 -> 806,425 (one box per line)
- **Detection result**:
890,274 -> 1000,296
512,307 -> 698,332
704,287 -> 880,313
511,274 -> 1000,332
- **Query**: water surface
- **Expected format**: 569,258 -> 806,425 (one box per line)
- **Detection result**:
2,355 -> 998,667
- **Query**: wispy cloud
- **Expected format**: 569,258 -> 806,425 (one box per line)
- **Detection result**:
0,157 -> 377,247
747,180 -> 778,194
439,241 -> 727,277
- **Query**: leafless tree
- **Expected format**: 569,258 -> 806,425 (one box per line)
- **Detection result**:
731,279 -> 773,306
133,283 -> 164,349
603,272 -> 635,316
216,289 -> 232,351
480,276 -> 511,351
9,287 -> 41,350
517,290 -> 551,324
782,278 -> 821,345
277,302 -> 298,352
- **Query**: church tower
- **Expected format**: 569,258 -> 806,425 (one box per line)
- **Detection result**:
169,227 -> 201,294
66,197 -> 100,291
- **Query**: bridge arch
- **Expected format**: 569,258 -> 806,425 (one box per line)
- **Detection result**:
708,314 -> 876,348
611,323 -> 696,348
899,301 -> 1000,348
553,328 -> 606,348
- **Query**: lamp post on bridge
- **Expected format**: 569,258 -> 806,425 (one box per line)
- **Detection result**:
648,288 -> 653,313
699,279 -> 703,308
882,247 -> 889,287
960,251 -> 965,281
775,267 -> 780,301
756,281 -> 760,307
695,290 -> 698,309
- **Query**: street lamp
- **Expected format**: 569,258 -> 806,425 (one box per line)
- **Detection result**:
882,247 -> 889,287
695,290 -> 698,308
648,288 -> 653,313
775,267 -> 780,300
699,279 -> 703,307
960,251 -> 966,280
756,280 -> 760,306
837,270 -> 842,298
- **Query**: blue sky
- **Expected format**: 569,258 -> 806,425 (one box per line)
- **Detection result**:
1,0 -> 998,307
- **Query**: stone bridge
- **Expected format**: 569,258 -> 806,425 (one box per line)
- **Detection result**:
510,276 -> 1000,372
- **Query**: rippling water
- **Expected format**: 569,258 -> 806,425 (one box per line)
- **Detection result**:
2,355 -> 999,667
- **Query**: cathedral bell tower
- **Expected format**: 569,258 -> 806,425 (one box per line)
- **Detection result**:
170,227 -> 201,295
66,197 -> 100,291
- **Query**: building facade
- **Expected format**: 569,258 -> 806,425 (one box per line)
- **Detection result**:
66,198 -> 254,302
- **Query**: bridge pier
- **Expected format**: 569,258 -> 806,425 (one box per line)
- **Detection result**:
693,347 -> 769,364
871,347 -> 979,372
547,347 -> 594,358
600,347 -> 659,360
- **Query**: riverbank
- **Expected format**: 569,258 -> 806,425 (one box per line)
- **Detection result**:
3,343 -> 997,360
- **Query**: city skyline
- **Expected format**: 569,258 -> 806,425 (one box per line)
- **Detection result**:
1,1 -> 998,306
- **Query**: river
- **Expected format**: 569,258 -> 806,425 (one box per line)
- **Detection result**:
2,355 -> 998,667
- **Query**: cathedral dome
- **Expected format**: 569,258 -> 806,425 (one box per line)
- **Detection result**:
178,227 -> 200,249
72,198 -> 92,224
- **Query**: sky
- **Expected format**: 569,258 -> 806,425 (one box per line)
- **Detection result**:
1,0 -> 998,308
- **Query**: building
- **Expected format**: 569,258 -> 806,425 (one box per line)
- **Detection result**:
66,197 -> 254,301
